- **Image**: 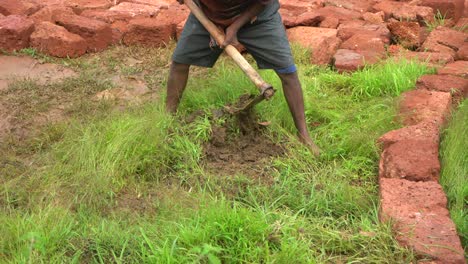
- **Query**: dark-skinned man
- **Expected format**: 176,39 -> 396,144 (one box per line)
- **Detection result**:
166,0 -> 320,156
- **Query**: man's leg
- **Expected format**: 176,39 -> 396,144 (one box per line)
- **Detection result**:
277,71 -> 321,156
166,62 -> 190,113
235,13 -> 320,155
167,13 -> 222,113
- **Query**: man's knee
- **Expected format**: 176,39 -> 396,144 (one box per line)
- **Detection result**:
171,61 -> 190,72
275,64 -> 298,82
277,71 -> 299,86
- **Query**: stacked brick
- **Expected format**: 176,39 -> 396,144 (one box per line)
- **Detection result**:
377,63 -> 467,263
281,0 -> 467,72
0,0 -> 466,68
0,0 -> 188,58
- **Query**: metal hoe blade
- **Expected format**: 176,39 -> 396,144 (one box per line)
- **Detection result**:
223,86 -> 275,114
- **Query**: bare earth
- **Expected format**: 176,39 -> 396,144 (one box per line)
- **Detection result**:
0,55 -> 76,91
0,55 -> 76,140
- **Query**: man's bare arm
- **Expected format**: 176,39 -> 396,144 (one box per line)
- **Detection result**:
221,2 -> 266,48
177,0 -> 268,48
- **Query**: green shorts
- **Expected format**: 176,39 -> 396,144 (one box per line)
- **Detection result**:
172,10 -> 296,73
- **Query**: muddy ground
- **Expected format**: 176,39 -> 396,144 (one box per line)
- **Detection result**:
203,107 -> 285,183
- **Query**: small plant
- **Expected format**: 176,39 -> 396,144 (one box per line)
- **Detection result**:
453,24 -> 468,33
190,244 -> 223,264
18,47 -> 37,57
425,10 -> 447,32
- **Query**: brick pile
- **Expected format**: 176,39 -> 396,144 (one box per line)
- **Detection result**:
378,57 -> 467,264
0,0 -> 187,57
0,0 -> 465,69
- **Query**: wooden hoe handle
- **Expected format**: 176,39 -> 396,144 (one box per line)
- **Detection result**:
184,0 -> 274,99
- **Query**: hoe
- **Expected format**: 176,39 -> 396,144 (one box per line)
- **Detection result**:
184,0 -> 276,114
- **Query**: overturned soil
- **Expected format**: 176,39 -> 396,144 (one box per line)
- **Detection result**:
203,98 -> 285,182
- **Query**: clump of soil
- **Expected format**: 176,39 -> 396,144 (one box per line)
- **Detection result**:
203,95 -> 285,182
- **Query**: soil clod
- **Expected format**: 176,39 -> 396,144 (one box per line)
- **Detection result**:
202,101 -> 285,181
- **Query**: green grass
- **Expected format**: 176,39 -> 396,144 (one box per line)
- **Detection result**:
347,59 -> 435,98
440,100 -> 468,249
425,11 -> 447,32
0,45 -> 437,263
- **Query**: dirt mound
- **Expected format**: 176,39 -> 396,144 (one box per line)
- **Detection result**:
202,102 -> 285,182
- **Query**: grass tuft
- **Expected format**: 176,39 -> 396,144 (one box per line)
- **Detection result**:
425,11 -> 447,32
348,58 -> 435,98
440,100 -> 468,248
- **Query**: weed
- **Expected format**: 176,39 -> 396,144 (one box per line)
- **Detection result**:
453,24 -> 468,33
425,11 -> 447,32
16,47 -> 38,58
348,58 -> 435,98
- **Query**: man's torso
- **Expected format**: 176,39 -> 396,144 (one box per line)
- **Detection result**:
198,0 -> 278,27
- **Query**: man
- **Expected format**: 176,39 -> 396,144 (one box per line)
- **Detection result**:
167,0 -> 320,155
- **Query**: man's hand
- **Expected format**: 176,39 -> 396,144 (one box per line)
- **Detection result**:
220,26 -> 239,49
219,2 -> 265,48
